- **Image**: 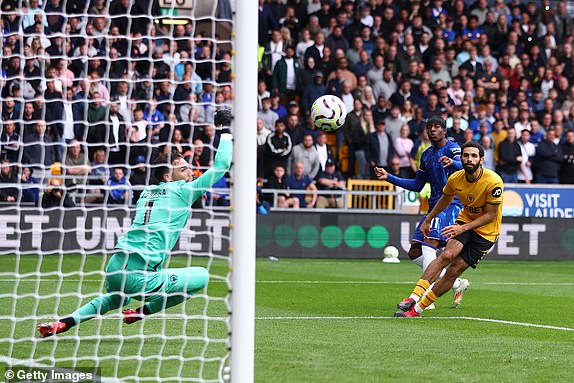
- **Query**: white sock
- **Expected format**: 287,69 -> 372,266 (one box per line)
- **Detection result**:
411,255 -> 424,270
421,244 -> 437,272
414,304 -> 424,314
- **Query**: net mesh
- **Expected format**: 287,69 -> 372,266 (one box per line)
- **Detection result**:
0,0 -> 235,381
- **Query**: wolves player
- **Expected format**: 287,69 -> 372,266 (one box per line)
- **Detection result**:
38,110 -> 233,337
395,141 -> 504,317
375,116 -> 470,309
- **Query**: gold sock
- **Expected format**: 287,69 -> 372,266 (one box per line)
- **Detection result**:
419,290 -> 439,310
412,279 -> 430,299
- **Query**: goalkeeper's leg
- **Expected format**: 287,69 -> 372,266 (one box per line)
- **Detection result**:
38,257 -> 132,337
38,293 -> 132,337
123,267 -> 209,324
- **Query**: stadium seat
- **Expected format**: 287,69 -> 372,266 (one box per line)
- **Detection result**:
346,180 -> 394,210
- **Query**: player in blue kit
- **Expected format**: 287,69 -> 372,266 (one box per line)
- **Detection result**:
375,116 -> 470,309
38,110 -> 233,337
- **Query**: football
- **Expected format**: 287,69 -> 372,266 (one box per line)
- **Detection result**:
310,95 -> 347,131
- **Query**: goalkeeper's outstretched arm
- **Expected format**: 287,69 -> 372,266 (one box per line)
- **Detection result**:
183,109 -> 234,202
189,133 -> 233,194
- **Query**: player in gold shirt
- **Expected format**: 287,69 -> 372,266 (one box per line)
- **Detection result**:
395,141 -> 504,317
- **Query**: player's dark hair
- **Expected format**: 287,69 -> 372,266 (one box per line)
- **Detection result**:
153,150 -> 183,184
462,141 -> 484,158
426,115 -> 446,129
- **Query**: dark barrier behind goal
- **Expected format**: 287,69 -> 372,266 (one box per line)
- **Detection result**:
0,208 -> 572,261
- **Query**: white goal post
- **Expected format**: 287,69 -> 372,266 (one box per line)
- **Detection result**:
230,0 -> 257,382
0,0 -> 257,381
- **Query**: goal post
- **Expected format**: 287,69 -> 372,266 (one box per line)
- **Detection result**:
230,0 -> 258,382
0,0 -> 256,381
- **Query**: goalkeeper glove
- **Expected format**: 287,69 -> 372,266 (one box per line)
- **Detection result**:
214,109 -> 233,134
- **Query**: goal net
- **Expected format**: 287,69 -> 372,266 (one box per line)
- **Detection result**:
0,0 -> 255,381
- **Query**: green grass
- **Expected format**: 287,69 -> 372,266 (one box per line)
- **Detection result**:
1,256 -> 573,382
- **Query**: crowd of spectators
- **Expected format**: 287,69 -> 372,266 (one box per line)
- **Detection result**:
257,0 -> 574,207
2,0 -> 574,210
0,0 -> 233,206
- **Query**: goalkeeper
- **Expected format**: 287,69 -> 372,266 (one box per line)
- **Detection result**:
38,110 -> 233,337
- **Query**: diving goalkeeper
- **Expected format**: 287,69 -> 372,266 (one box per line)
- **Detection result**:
38,110 -> 233,337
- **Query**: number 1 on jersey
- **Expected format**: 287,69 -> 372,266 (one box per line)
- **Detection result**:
143,201 -> 154,225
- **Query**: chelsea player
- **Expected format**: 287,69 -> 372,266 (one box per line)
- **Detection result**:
38,110 -> 233,337
375,116 -> 470,310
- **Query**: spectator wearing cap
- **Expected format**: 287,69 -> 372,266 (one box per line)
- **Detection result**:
535,129 -> 563,184
272,45 -> 300,105
301,71 -> 326,116
315,158 -> 345,209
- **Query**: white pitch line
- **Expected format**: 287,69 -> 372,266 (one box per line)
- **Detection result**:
7,315 -> 573,333
255,315 -> 574,331
457,317 -> 574,332
0,356 -> 124,383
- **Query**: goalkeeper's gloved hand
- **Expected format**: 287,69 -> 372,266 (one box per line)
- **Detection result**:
214,109 -> 233,134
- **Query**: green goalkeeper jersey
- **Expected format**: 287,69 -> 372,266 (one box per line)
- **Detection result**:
115,135 -> 233,270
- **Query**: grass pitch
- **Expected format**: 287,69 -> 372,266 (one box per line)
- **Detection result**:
1,256 -> 573,382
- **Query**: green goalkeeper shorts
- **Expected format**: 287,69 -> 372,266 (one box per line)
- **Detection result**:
104,252 -> 209,303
